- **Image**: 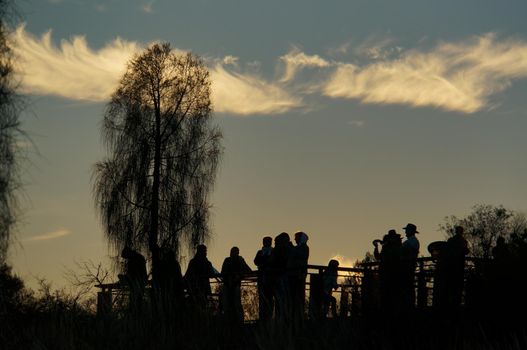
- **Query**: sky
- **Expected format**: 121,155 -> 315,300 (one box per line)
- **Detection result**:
8,0 -> 527,289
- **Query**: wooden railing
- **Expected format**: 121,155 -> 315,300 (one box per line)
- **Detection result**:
95,257 -> 489,319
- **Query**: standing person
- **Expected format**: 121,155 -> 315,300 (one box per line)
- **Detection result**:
271,232 -> 293,321
287,231 -> 310,322
322,259 -> 340,318
441,226 -> 469,308
401,223 -> 420,310
221,247 -> 252,324
490,236 -> 512,311
119,246 -> 148,312
184,244 -> 216,307
374,229 -> 402,312
254,236 -> 274,321
156,248 -> 184,311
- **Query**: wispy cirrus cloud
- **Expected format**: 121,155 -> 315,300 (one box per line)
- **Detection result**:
347,120 -> 365,127
142,0 -> 155,14
279,48 -> 331,83
13,25 -> 140,102
25,229 -> 72,242
323,33 -> 527,113
211,64 -> 302,115
12,26 -> 300,115
12,26 -> 527,115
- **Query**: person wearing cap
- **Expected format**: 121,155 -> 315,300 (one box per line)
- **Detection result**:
401,223 -> 420,309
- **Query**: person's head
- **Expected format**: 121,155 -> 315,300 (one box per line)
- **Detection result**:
230,246 -> 240,258
262,236 -> 272,248
275,232 -> 290,247
403,223 -> 418,236
454,226 -> 464,236
121,246 -> 133,259
294,231 -> 309,245
384,229 -> 400,244
328,259 -> 339,270
196,244 -> 207,258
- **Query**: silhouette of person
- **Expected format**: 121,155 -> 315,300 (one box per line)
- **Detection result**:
492,236 -> 509,262
489,236 -> 511,311
374,229 -> 402,312
119,246 -> 148,312
401,223 -> 420,309
157,248 -> 184,310
184,244 -> 216,307
440,226 -> 469,308
322,259 -> 340,318
221,246 -> 252,324
287,231 -> 309,322
254,236 -> 274,321
271,232 -> 293,320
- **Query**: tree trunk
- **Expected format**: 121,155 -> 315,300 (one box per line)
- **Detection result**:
149,103 -> 161,285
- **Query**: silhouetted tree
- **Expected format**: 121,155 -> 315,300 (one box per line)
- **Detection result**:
439,204 -> 527,259
0,0 -> 23,263
93,43 -> 222,283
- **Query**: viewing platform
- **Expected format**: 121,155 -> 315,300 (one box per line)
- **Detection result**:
96,256 -> 496,320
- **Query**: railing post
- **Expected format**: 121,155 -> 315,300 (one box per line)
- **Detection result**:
308,272 -> 323,320
97,289 -> 112,317
339,290 -> 349,318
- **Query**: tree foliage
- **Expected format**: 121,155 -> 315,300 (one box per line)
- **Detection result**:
439,204 -> 527,258
93,43 -> 222,274
0,0 -> 22,262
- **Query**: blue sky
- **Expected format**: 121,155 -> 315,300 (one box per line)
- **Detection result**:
9,0 -> 527,288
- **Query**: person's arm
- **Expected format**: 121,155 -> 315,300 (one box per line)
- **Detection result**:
242,258 -> 252,274
374,245 -> 381,260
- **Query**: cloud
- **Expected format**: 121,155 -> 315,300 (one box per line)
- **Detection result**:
13,25 -> 140,102
280,48 -> 331,82
347,120 -> 365,127
330,254 -> 360,283
142,0 -> 155,14
211,63 -> 302,115
13,27 -> 527,115
352,35 -> 402,61
221,55 -> 239,65
13,26 -> 301,115
95,4 -> 107,12
26,228 -> 72,242
330,254 -> 357,268
323,33 -> 527,113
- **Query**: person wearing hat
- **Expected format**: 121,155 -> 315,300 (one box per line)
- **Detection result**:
374,229 -> 403,312
400,223 -> 420,309
402,223 -> 420,258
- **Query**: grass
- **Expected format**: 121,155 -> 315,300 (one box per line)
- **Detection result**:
2,264 -> 526,350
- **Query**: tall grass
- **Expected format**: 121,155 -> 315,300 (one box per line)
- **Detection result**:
2,266 -> 526,350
